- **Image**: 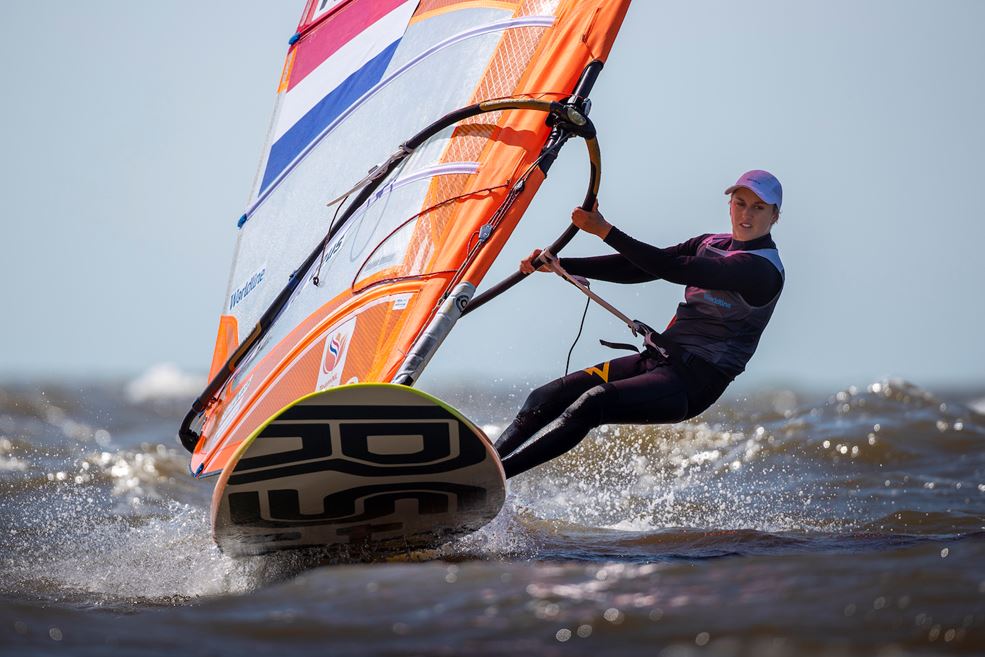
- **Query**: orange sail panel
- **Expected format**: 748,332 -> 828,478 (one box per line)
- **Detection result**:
192,0 -> 631,476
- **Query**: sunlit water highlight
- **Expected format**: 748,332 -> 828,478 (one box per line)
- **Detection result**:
1,372 -> 983,655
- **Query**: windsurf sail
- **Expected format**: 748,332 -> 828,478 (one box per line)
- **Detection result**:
181,0 -> 632,479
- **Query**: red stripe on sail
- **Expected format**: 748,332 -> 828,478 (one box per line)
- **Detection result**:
288,0 -> 410,92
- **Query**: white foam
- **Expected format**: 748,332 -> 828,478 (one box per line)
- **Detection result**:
18,502 -> 267,603
125,363 -> 205,404
0,455 -> 27,472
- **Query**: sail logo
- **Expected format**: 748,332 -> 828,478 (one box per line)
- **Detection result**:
323,333 -> 347,373
317,317 -> 357,390
319,232 -> 345,272
229,266 -> 266,311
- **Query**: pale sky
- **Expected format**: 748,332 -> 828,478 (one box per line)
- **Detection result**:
2,1 -> 983,390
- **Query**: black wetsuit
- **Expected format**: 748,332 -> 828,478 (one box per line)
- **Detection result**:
495,229 -> 784,479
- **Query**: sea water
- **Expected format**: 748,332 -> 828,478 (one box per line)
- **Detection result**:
1,369 -> 983,656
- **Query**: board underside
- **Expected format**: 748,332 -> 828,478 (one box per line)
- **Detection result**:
212,384 -> 505,557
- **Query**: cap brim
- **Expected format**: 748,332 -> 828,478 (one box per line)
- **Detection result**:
724,184 -> 778,206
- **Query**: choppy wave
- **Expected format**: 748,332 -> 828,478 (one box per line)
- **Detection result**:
488,379 -> 985,541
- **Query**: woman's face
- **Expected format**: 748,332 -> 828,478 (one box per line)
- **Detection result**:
729,187 -> 778,241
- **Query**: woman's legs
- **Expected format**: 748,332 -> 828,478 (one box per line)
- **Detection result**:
494,373 -> 599,460
498,356 -> 691,479
494,354 -> 648,460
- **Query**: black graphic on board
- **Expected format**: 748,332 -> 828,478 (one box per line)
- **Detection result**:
228,413 -> 485,486
228,481 -> 488,528
221,404 -> 496,548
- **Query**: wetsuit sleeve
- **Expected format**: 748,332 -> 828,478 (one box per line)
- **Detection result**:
558,235 -> 710,284
603,228 -> 783,306
557,254 -> 655,283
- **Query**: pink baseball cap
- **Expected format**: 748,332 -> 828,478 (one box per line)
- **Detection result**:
725,170 -> 782,208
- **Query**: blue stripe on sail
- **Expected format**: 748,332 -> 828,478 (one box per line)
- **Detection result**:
260,39 -> 401,193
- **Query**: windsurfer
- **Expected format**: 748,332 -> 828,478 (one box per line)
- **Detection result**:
495,170 -> 785,479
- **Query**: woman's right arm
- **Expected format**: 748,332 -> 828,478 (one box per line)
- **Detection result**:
519,204 -> 707,283
519,247 -> 649,281
558,254 -> 654,282
555,234 -> 708,283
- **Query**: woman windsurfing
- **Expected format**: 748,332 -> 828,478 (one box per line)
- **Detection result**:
495,170 -> 785,478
